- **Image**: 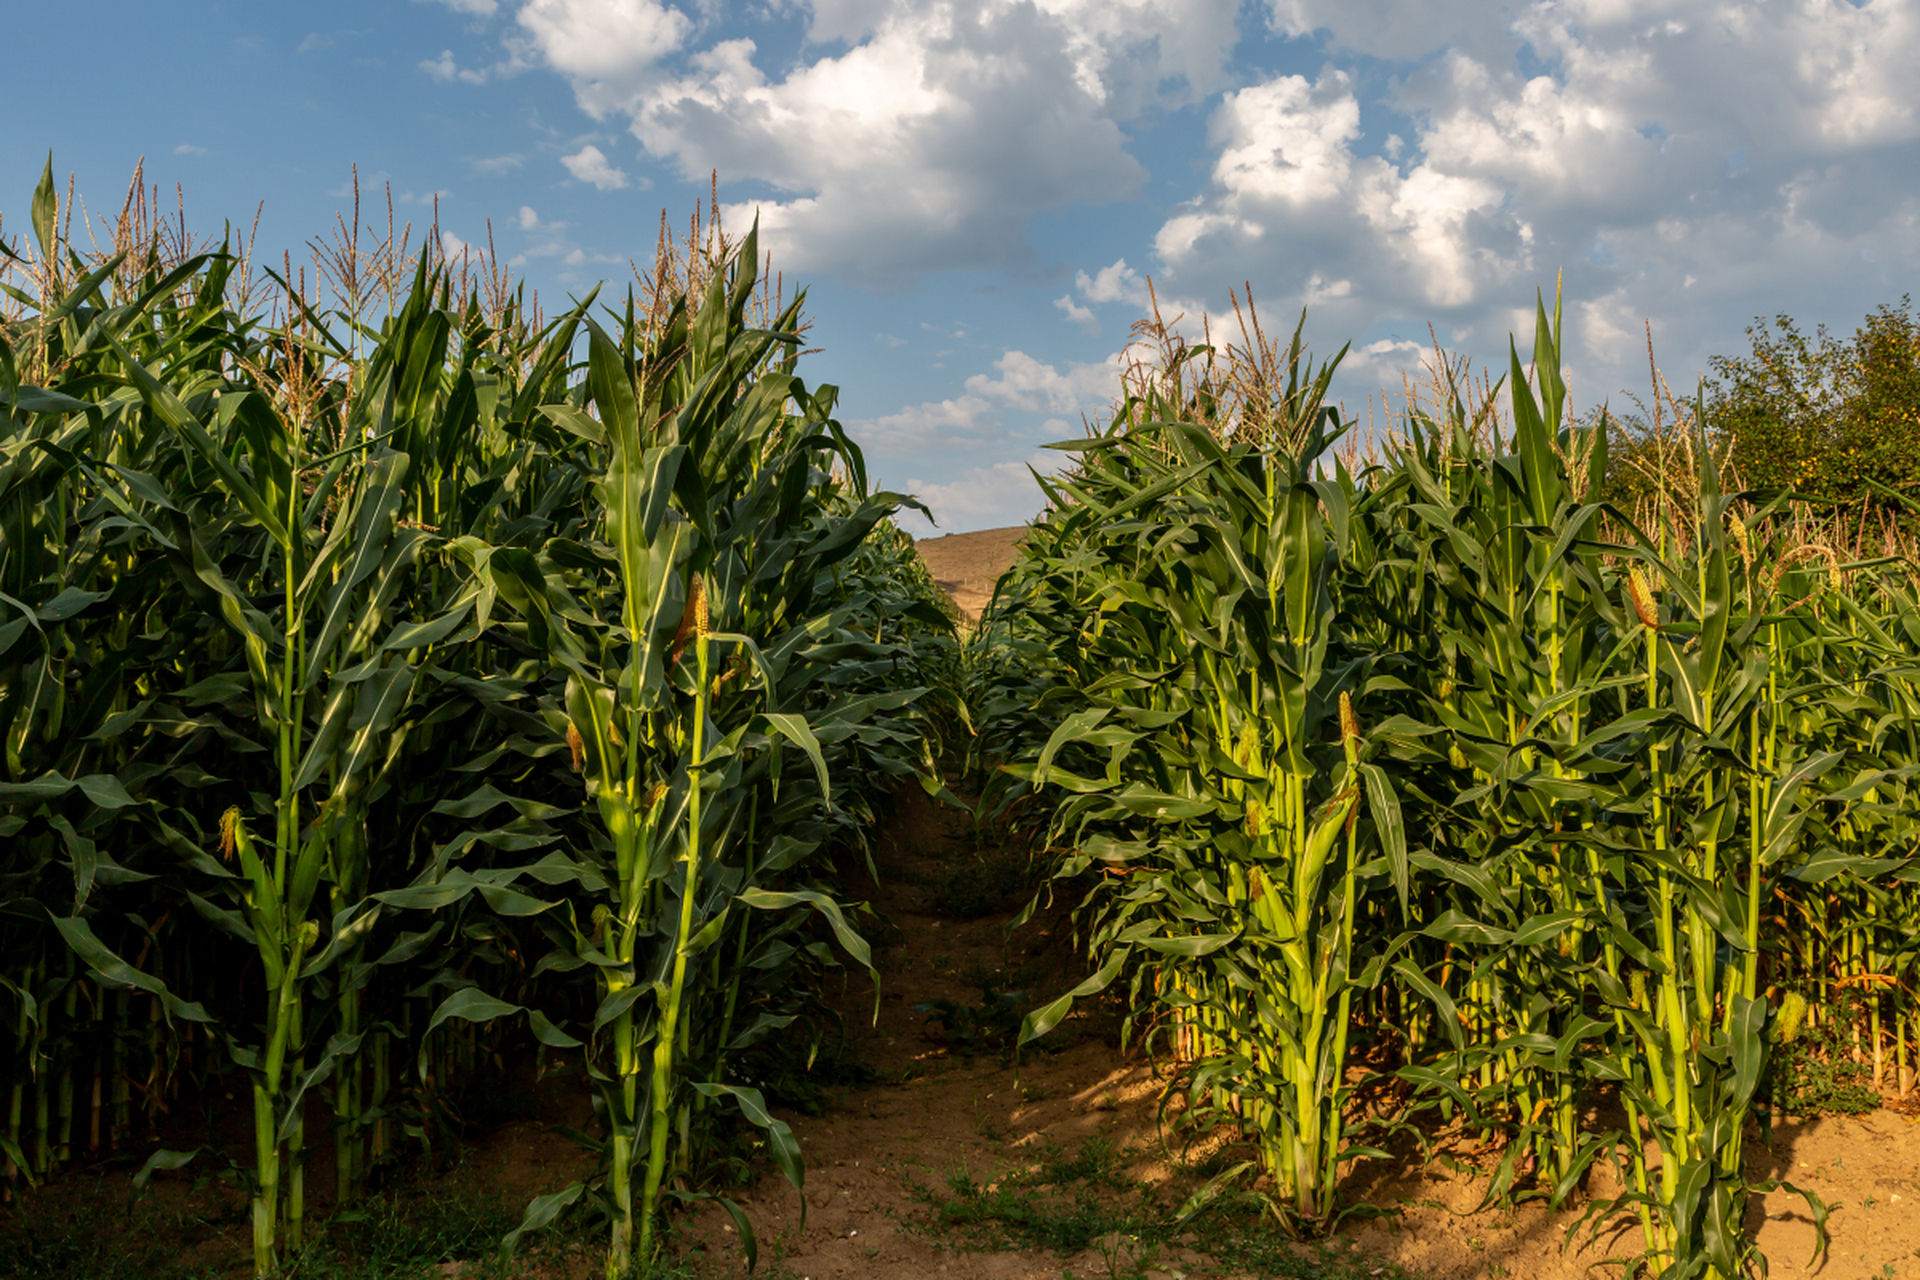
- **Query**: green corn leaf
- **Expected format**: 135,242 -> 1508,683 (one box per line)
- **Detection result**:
30,153 -> 55,264
501,1182 -> 585,1255
1019,951 -> 1127,1046
759,712 -> 831,799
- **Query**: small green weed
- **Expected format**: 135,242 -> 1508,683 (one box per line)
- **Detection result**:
1771,988 -> 1884,1117
904,1135 -> 1426,1280
0,1180 -> 585,1280
922,1161 -> 1145,1256
916,988 -> 1030,1060
0,1199 -> 228,1280
292,1191 -> 523,1277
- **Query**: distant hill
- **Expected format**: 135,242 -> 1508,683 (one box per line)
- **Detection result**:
913,527 -> 1025,624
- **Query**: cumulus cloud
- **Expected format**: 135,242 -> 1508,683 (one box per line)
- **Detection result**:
896,454 -> 1070,536
1147,0 -> 1920,401
505,205 -> 619,278
1263,0 -> 1510,63
1076,258 -> 1150,308
965,350 -> 1123,417
1155,68 -> 1519,322
1337,337 -> 1432,385
495,0 -> 1238,285
420,0 -> 1920,412
1058,256 -> 1210,341
649,22 -> 1142,285
421,49 -> 490,82
847,347 -> 1122,461
561,143 -> 631,189
846,394 -> 1005,457
1054,294 -> 1099,333
513,0 -> 691,115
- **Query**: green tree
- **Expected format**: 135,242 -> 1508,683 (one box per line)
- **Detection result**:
1710,298 -> 1920,525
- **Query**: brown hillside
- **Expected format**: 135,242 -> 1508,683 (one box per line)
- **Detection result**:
914,526 -> 1026,623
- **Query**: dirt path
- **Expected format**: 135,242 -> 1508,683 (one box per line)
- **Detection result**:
680,785 -> 1170,1279
674,784 -> 1920,1280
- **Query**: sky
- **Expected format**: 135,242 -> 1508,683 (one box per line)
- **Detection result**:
5,0 -> 1918,535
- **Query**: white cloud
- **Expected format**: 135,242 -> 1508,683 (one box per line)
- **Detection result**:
1076,258 -> 1150,308
1054,294 -> 1098,333
514,0 -> 690,116
472,153 -> 524,173
173,143 -> 206,157
421,49 -> 489,83
843,347 -> 1124,461
1338,337 -> 1430,384
1155,68 -> 1518,321
1262,0 -> 1509,62
508,205 -> 616,278
1147,0 -> 1920,405
1578,288 -> 1658,368
896,454 -> 1068,536
560,143 -> 630,189
1305,274 -> 1351,305
965,350 -> 1124,417
847,394 -> 1004,456
441,230 -> 473,261
496,0 -> 1239,286
422,0 -> 1920,415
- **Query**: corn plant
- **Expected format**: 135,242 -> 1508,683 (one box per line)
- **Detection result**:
1003,321 -> 1406,1229
0,163 -> 947,1280
980,287 -> 1916,1278
444,232 -> 930,1276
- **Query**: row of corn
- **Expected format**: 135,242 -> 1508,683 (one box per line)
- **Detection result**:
981,292 -> 1919,1279
0,162 -> 953,1278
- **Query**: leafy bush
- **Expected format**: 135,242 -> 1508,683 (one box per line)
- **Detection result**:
1709,297 -> 1920,522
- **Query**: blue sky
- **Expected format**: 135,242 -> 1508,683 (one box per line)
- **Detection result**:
7,0 -> 1919,533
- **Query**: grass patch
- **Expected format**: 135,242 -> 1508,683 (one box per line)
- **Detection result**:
0,1179 -> 595,1280
915,988 -> 1030,1061
1770,988 -> 1885,1118
909,1135 -> 1148,1256
289,1193 -> 525,1278
0,1196 -> 232,1280
904,1135 -> 1426,1280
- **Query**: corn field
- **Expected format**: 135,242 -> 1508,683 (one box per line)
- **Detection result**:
983,292 -> 1920,1279
7,153 -> 1918,1280
0,161 -> 954,1278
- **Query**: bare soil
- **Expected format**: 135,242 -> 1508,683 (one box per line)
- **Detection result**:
672,789 -> 1920,1280
17,783 -> 1920,1280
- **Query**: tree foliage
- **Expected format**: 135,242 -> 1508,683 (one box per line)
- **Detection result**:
1709,298 -> 1920,523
